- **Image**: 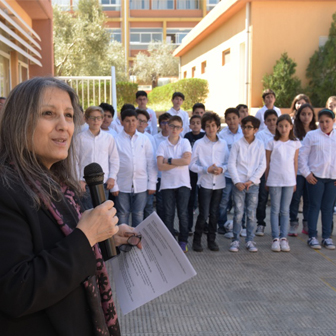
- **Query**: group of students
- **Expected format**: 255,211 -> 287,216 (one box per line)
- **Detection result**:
75,89 -> 336,254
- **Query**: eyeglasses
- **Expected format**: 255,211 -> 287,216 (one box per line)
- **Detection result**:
119,234 -> 142,252
169,124 -> 182,130
137,119 -> 148,124
88,116 -> 103,121
242,125 -> 254,130
160,121 -> 169,125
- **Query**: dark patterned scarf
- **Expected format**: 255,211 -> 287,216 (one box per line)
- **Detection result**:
45,186 -> 121,336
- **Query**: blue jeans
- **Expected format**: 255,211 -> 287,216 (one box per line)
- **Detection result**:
232,184 -> 259,242
290,175 -> 309,223
188,171 -> 198,232
161,187 -> 190,243
307,177 -> 336,239
218,177 -> 233,229
269,186 -> 294,239
155,178 -> 164,221
144,194 -> 154,219
194,187 -> 223,243
81,184 -> 109,210
114,191 -> 147,227
256,173 -> 269,226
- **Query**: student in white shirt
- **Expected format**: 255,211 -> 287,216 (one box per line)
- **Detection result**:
110,104 -> 135,134
255,109 -> 278,236
166,92 -> 189,137
136,91 -> 158,135
255,89 -> 281,131
228,116 -> 266,253
112,109 -> 157,227
299,109 -> 336,250
153,113 -> 171,221
75,106 -> 119,209
189,112 -> 228,252
236,104 -> 249,120
266,114 -> 301,253
99,102 -> 118,137
218,108 -> 243,237
136,109 -> 156,219
157,115 -> 192,253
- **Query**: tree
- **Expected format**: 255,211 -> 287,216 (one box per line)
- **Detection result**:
53,0 -> 126,80
306,12 -> 336,107
132,42 -> 179,88
262,53 -> 301,108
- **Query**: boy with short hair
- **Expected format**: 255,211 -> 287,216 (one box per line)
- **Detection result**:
184,114 -> 205,234
136,90 -> 158,135
190,112 -> 228,252
228,116 -> 266,252
75,106 -> 119,209
255,89 -> 281,131
110,104 -> 136,134
112,109 -> 157,227
254,109 -> 278,236
236,104 -> 249,120
99,102 -> 117,137
157,115 -> 192,252
192,103 -> 206,117
153,113 -> 171,221
218,108 -> 243,237
136,109 -> 157,218
167,92 -> 189,137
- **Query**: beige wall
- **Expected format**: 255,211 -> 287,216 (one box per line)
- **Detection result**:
250,1 -> 336,108
180,7 -> 246,115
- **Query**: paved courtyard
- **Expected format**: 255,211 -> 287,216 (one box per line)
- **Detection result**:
107,207 -> 336,336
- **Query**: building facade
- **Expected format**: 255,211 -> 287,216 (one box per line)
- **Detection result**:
174,0 -> 336,114
53,0 -> 220,71
0,0 -> 54,97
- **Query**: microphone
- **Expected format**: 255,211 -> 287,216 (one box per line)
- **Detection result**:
83,163 -> 117,261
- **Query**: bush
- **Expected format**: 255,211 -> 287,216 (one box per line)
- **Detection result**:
262,53 -> 301,108
148,78 -> 209,111
116,82 -> 138,110
306,12 -> 336,107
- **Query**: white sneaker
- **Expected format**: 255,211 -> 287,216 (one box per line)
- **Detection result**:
229,240 -> 240,252
246,241 -> 258,252
334,206 -> 336,214
224,220 -> 233,231
240,228 -> 247,237
224,231 -> 234,239
280,238 -> 290,252
271,238 -> 280,252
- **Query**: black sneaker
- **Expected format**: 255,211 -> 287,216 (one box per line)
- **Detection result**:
217,227 -> 226,235
208,241 -> 219,251
192,241 -> 203,252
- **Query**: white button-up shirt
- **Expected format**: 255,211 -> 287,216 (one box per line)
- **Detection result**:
218,126 -> 243,178
166,107 -> 190,137
189,136 -> 228,190
75,129 -> 119,183
256,127 -> 275,148
255,105 -> 281,131
156,137 -> 191,190
110,117 -> 123,134
113,130 -> 157,193
228,137 -> 266,185
145,108 -> 158,135
101,127 -> 118,138
299,128 -> 336,179
153,132 -> 168,178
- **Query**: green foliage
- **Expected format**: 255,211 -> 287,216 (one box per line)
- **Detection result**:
53,0 -> 126,81
306,12 -> 336,107
133,42 -> 179,88
116,82 -> 138,110
262,53 -> 301,108
148,78 -> 209,111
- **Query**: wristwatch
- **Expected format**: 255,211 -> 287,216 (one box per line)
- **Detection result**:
168,158 -> 172,165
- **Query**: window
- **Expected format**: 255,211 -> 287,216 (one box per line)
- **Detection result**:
207,0 -> 220,11
106,28 -> 122,43
166,28 -> 191,45
183,71 -> 187,78
176,0 -> 201,10
0,52 -> 10,97
130,28 -> 163,50
222,48 -> 230,66
130,0 -> 150,9
100,0 -> 121,11
192,66 -> 196,78
201,61 -> 206,74
152,0 -> 174,9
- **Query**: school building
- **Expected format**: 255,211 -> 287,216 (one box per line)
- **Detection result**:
173,0 -> 336,115
0,0 -> 54,97
52,0 -> 221,71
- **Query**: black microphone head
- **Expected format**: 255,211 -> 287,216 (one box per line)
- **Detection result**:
83,163 -> 105,185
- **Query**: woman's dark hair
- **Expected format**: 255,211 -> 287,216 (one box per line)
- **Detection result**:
201,112 -> 221,130
0,77 -> 82,207
274,114 -> 297,141
294,103 -> 317,140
